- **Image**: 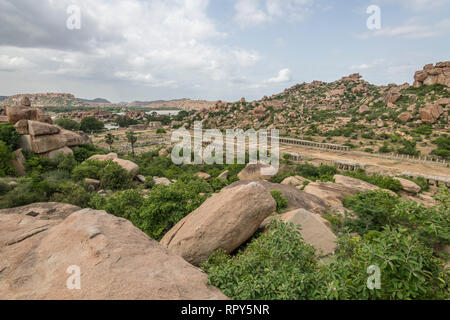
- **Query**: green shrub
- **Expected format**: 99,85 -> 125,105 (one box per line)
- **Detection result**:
202,220 -> 318,300
54,118 -> 81,131
344,169 -> 402,192
80,117 -> 104,133
73,144 -> 106,163
0,180 -> 11,196
0,177 -> 45,208
49,180 -> 92,208
0,123 -> 20,150
156,128 -> 166,134
270,190 -> 288,213
134,179 -> 211,240
317,228 -> 448,300
0,140 -> 16,177
392,188 -> 449,247
72,160 -> 107,181
99,161 -> 132,190
342,190 -> 401,235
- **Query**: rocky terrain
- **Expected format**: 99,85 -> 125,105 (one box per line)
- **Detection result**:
1,94 -> 217,112
190,63 -> 449,158
0,62 -> 448,301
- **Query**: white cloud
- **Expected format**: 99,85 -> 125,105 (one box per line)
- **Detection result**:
0,54 -> 33,70
0,0 -> 261,91
356,18 -> 450,39
234,0 -> 315,27
390,0 -> 450,11
266,68 -> 292,83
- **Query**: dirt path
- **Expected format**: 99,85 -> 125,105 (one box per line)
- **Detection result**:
279,145 -> 450,178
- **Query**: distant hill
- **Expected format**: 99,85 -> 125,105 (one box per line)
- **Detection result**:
2,93 -> 85,108
1,93 -> 217,112
138,99 -> 216,111
194,63 -> 449,158
0,96 -> 8,102
78,98 -> 111,104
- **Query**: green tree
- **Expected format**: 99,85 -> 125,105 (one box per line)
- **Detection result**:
126,131 -> 138,156
80,117 -> 104,133
54,118 -> 81,131
0,140 -> 16,177
0,123 -> 20,150
105,133 -> 115,151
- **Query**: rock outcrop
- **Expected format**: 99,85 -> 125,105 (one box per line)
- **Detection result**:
226,180 -> 328,215
398,111 -> 413,123
86,153 -> 139,177
393,177 -> 421,194
304,181 -> 359,210
237,163 -> 277,181
6,99 -> 86,158
419,104 -> 444,124
261,209 -> 337,257
414,61 -> 450,88
333,175 -> 380,193
0,204 -> 227,300
161,182 -> 276,266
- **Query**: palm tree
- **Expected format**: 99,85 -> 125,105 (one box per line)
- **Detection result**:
105,133 -> 115,151
126,131 -> 138,156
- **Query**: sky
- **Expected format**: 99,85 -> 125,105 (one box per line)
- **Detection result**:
0,0 -> 449,103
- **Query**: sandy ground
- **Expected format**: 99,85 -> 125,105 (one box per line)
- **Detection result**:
279,145 -> 450,178
91,128 -> 450,179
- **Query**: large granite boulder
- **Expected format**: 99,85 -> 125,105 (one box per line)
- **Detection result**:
161,181 -> 276,266
419,104 -> 444,124
0,205 -> 227,300
28,120 -> 60,136
237,163 -> 276,181
226,180 -> 328,215
414,61 -> 450,88
261,209 -> 337,257
393,177 -> 421,194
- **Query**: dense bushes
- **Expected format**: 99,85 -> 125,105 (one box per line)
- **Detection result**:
72,159 -> 132,190
344,169 -> 402,192
203,221 -> 449,300
316,228 -> 448,300
432,134 -> 450,159
0,124 -> 20,177
80,117 -> 104,133
342,190 -> 401,235
73,144 -> 106,162
0,123 -> 20,150
0,141 -> 16,177
54,118 -> 81,131
91,177 -> 212,240
270,190 -> 288,213
202,221 -> 319,300
270,163 -> 337,183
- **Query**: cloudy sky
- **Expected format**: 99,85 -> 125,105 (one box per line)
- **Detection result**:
0,0 -> 449,102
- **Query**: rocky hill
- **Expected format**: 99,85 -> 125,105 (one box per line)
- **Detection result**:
191,62 -> 449,158
2,93 -> 87,108
139,98 -> 216,111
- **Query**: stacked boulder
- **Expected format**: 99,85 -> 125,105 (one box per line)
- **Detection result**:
414,61 -> 450,88
5,97 -> 89,159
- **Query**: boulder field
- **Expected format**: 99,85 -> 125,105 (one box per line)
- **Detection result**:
4,98 -> 90,170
